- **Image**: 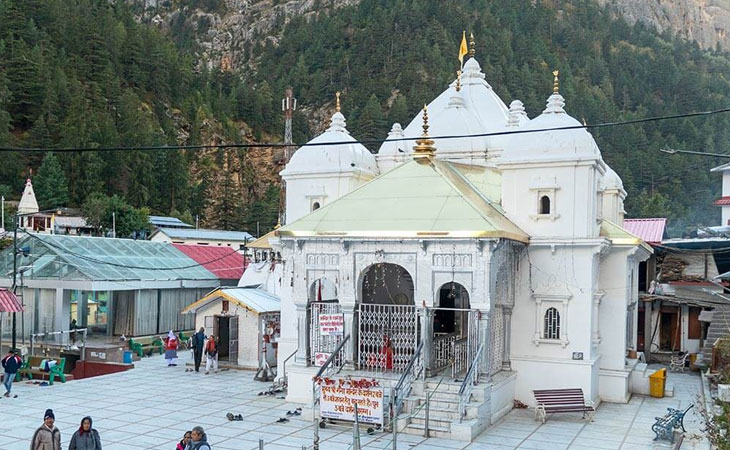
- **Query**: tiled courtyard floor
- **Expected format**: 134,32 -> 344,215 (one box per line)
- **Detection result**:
0,353 -> 710,450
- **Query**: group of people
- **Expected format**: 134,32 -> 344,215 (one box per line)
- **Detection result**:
187,327 -> 219,374
28,409 -> 212,450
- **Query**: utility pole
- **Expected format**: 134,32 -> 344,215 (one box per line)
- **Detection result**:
11,214 -> 17,350
280,87 -> 297,226
112,212 -> 116,238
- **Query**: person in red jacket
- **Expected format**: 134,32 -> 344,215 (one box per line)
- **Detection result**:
164,330 -> 179,366
204,335 -> 218,374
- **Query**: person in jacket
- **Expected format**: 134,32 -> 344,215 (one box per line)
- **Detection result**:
68,416 -> 101,450
176,431 -> 192,450
2,348 -> 22,397
164,330 -> 179,367
30,409 -> 61,450
204,335 -> 218,375
185,426 -> 210,450
191,328 -> 206,372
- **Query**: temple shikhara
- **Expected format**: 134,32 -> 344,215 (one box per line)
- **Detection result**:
265,36 -> 652,439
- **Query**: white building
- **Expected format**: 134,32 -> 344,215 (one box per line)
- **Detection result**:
269,45 -> 651,440
149,227 -> 253,248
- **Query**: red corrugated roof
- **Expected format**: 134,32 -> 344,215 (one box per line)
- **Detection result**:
622,218 -> 667,245
0,289 -> 23,312
172,244 -> 245,281
715,196 -> 730,206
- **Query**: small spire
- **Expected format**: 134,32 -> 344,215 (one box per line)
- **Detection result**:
413,104 -> 436,162
274,215 -> 282,230
335,91 -> 341,112
455,70 -> 461,92
469,32 -> 476,58
552,70 -> 560,93
582,117 -> 587,127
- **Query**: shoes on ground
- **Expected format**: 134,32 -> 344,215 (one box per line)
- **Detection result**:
276,417 -> 289,423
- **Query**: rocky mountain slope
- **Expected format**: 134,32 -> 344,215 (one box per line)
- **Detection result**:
597,0 -> 730,49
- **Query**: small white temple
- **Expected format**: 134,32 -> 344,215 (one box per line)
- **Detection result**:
268,37 -> 651,440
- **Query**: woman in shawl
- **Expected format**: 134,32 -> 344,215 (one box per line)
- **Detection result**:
68,416 -> 102,450
164,330 -> 179,366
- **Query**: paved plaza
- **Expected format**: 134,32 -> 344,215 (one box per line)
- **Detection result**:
0,353 -> 710,450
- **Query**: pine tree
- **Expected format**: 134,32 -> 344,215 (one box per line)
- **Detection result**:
34,151 -> 69,209
355,94 -> 385,149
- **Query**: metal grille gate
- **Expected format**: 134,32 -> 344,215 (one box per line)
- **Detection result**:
488,306 -> 505,375
431,309 -> 479,376
358,304 -> 419,373
309,302 -> 343,366
229,316 -> 238,363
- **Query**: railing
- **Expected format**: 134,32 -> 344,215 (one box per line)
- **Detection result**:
31,328 -> 88,360
391,340 -> 424,422
313,334 -> 350,450
432,333 -> 455,372
275,348 -> 298,389
457,343 -> 484,423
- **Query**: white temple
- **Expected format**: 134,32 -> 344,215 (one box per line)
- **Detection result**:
269,40 -> 651,440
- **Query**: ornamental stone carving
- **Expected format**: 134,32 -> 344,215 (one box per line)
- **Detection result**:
305,253 -> 339,266
433,253 -> 472,268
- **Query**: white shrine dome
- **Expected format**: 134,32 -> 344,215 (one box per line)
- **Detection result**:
282,110 -> 378,177
600,165 -> 624,191
503,91 -> 600,162
399,57 -> 509,155
377,123 -> 409,157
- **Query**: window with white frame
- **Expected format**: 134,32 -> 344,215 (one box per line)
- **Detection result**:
544,307 -> 560,340
529,185 -> 560,220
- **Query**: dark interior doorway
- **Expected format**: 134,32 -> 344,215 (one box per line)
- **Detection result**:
215,316 -> 230,359
659,309 -> 680,351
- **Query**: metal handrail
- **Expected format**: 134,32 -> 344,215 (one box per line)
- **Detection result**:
276,348 -> 298,389
314,334 -> 350,379
457,343 -> 484,423
391,340 -> 424,421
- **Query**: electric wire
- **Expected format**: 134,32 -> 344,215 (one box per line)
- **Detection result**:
1,106 -> 730,153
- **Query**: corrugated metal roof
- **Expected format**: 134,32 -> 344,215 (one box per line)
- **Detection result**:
172,244 -> 245,280
148,216 -> 193,228
622,218 -> 667,244
155,228 -> 253,242
182,287 -> 280,314
714,196 -> 730,206
0,289 -> 23,312
54,216 -> 89,228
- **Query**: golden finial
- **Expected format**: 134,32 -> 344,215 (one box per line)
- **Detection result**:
455,70 -> 461,92
469,32 -> 476,58
552,70 -> 560,93
413,104 -> 436,161
582,117 -> 587,127
274,215 -> 282,230
335,91 -> 341,112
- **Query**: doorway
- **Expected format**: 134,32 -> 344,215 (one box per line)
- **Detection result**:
659,307 -> 680,351
215,316 -> 230,360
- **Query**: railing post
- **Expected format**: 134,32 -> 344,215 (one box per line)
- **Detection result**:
313,385 -> 319,450
353,403 -> 361,450
424,390 -> 430,438
259,438 -> 264,450
422,308 -> 433,377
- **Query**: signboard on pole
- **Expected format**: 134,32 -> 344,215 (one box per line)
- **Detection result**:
319,313 -> 344,336
320,382 -> 384,425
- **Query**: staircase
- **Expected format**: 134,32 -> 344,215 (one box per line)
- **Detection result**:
397,378 -> 491,441
702,303 -> 730,361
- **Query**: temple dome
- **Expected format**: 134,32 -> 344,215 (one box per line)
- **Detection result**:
601,165 -> 624,191
282,110 -> 378,177
503,91 -> 600,162
399,56 -> 509,155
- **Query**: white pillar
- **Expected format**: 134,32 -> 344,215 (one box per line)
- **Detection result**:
295,303 -> 308,366
341,302 -> 356,369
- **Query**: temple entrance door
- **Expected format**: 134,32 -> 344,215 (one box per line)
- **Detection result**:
358,263 -> 418,373
307,277 -> 342,366
432,282 -> 476,376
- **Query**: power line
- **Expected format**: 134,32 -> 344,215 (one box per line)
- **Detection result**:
1,106 -> 730,153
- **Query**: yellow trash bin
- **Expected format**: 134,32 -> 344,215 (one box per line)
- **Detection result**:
649,368 -> 667,398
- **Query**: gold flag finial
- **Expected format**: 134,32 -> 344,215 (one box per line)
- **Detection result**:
552,70 -> 560,93
469,32 -> 476,58
335,91 -> 341,112
274,214 -> 282,230
413,104 -> 436,161
456,70 -> 462,92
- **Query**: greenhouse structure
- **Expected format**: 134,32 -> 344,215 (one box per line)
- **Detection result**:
0,234 -> 220,341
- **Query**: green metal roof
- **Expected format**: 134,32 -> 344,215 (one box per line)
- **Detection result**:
0,234 -> 217,282
278,159 -> 528,241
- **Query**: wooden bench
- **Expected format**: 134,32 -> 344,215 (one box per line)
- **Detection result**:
652,404 -> 693,443
17,356 -> 67,385
129,336 -> 163,357
533,388 -> 595,423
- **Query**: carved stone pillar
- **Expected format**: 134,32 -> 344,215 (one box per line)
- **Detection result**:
341,303 -> 356,369
295,303 -> 309,366
422,308 -> 433,377
479,308 -> 490,379
502,306 -> 513,371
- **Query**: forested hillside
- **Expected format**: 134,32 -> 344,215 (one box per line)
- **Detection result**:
2,0 -> 730,236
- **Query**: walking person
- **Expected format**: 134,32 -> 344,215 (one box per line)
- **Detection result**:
30,409 -> 61,450
185,426 -> 210,450
204,335 -> 218,375
164,330 -> 179,367
2,348 -> 22,398
176,431 -> 192,450
191,327 -> 206,373
68,416 -> 101,450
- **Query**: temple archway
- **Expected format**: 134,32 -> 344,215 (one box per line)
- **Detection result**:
307,277 -> 341,367
358,263 -> 417,372
431,282 -> 476,376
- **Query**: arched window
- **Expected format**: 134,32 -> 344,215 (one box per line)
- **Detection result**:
539,195 -> 551,215
312,202 -> 321,211
544,307 -> 560,340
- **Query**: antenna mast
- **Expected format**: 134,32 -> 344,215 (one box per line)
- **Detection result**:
282,87 -> 297,160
